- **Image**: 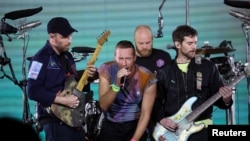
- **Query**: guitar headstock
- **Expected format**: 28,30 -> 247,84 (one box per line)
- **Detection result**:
97,30 -> 111,46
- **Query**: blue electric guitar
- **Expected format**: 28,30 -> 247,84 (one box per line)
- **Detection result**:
153,64 -> 250,141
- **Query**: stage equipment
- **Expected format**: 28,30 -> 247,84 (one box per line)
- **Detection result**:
197,40 -> 238,124
0,7 -> 42,41
71,46 -> 95,62
226,2 -> 250,124
18,20 -> 42,32
0,7 -> 43,128
154,0 -> 166,38
3,6 -> 43,20
154,0 -> 190,38
196,46 -> 236,57
71,46 -> 95,53
224,0 -> 250,9
85,100 -> 103,141
210,56 -> 233,75
229,10 -> 250,24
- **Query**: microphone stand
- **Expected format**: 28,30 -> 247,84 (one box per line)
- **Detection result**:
18,31 -> 34,126
241,22 -> 250,124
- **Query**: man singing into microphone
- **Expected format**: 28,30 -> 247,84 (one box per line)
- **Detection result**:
98,40 -> 157,141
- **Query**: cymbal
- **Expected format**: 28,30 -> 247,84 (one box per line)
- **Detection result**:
224,0 -> 250,9
71,46 -> 95,54
196,46 -> 236,55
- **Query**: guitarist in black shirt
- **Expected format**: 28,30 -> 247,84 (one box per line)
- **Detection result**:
153,25 -> 233,141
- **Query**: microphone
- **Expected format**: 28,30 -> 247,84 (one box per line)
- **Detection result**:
120,76 -> 126,89
154,14 -> 164,38
229,10 -> 250,21
120,68 -> 128,89
154,0 -> 166,38
18,20 -> 42,31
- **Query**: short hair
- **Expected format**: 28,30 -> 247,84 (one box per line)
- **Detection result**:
115,40 -> 135,56
172,25 -> 198,43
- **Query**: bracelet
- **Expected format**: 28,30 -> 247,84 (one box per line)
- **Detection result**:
130,139 -> 136,141
110,84 -> 120,92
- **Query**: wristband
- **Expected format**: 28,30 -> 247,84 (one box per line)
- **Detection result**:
110,84 -> 120,92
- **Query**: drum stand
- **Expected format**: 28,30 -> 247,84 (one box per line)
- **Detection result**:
222,55 -> 237,125
224,78 -> 236,125
226,87 -> 236,125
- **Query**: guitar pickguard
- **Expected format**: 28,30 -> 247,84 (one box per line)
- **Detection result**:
153,97 -> 204,141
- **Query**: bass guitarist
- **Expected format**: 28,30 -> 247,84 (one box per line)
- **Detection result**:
27,17 -> 98,141
153,25 -> 233,141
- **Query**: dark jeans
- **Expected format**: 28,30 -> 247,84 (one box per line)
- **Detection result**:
43,122 -> 85,141
99,119 -> 148,141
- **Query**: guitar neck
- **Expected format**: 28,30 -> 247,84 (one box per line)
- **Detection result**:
186,71 -> 247,122
75,30 -> 110,91
75,44 -> 102,91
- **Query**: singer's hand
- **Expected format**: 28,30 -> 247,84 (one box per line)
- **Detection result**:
117,68 -> 130,84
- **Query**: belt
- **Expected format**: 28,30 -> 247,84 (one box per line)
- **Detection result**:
194,118 -> 213,128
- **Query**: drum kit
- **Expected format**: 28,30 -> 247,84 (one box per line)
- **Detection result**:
0,6 -> 43,128
71,46 -> 95,62
197,0 -> 250,125
196,40 -> 242,81
196,41 -> 245,125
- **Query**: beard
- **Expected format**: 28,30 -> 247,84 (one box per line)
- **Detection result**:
183,51 -> 196,60
54,45 -> 70,54
136,48 -> 152,57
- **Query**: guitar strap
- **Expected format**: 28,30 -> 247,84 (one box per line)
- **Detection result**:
195,55 -> 203,91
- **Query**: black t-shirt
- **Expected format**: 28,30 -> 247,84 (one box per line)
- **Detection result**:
135,48 -> 172,73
